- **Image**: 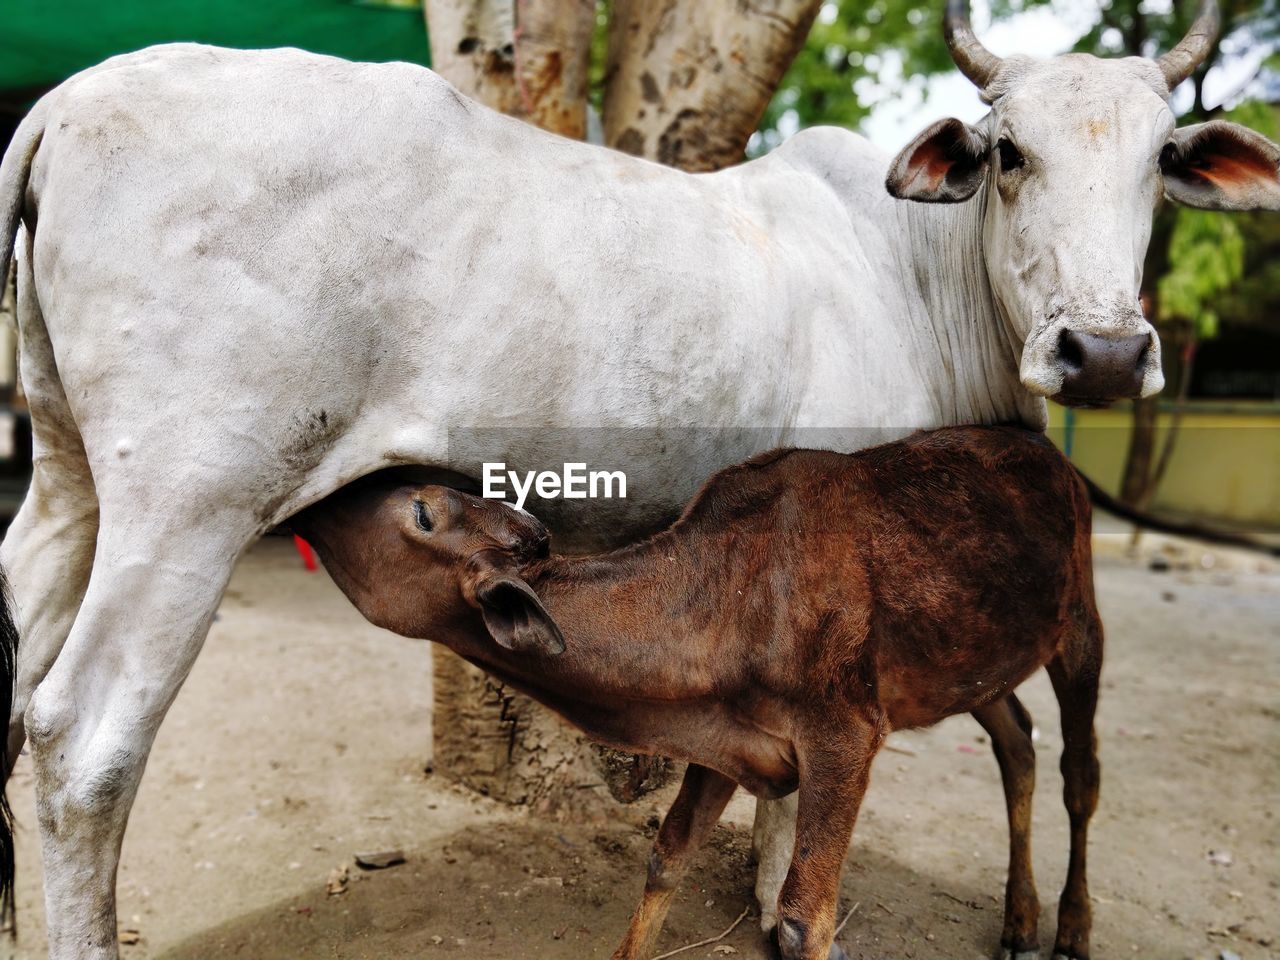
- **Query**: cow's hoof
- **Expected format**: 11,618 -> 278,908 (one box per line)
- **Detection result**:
764,925 -> 780,960
999,950 -> 1040,960
765,926 -> 848,960
1051,953 -> 1088,960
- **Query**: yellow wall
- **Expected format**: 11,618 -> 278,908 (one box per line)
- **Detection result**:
1045,403 -> 1280,530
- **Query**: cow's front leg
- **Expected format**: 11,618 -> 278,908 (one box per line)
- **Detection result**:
25,513 -> 250,959
752,793 -> 798,935
771,708 -> 884,960
611,764 -> 738,960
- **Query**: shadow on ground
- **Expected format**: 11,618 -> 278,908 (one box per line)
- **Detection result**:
155,813 -> 1172,960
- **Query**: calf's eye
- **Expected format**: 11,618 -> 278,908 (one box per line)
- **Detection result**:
413,500 -> 434,533
997,137 -> 1025,172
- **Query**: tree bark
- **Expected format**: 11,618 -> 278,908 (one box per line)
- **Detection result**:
602,0 -> 823,171
425,0 -> 595,137
513,0 -> 596,139
424,0 -> 522,115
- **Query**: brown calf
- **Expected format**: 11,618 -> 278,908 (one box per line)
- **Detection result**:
292,426 -> 1103,960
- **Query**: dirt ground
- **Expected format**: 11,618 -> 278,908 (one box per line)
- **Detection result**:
3,531 -> 1276,960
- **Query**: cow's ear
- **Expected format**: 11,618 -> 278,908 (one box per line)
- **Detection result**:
1162,121 -> 1280,211
886,118 -> 989,203
474,574 -> 566,656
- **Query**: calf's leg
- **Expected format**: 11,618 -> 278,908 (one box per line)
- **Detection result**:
973,694 -> 1041,960
1046,633 -> 1101,960
611,763 -> 738,960
772,709 -> 884,960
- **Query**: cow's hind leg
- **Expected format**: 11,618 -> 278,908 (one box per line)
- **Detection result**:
2,462 -> 99,770
973,694 -> 1041,960
1046,616 -> 1102,960
3,232 -> 100,768
611,764 -> 738,960
26,509 -> 253,960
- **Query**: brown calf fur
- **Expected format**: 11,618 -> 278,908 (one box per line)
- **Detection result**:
292,425 -> 1103,960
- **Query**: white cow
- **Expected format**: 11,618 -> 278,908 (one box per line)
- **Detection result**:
0,0 -> 1277,956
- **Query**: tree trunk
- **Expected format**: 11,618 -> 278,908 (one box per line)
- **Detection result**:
513,0 -> 596,139
424,0 -> 672,813
1140,334 -> 1196,510
425,0 -> 594,137
424,0 -> 522,115
602,0 -> 823,170
1120,395 -> 1159,505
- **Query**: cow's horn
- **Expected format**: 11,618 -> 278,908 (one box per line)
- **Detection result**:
944,0 -> 1004,89
1156,0 -> 1220,90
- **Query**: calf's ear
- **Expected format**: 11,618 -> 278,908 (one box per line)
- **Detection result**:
475,574 -> 566,656
1162,121 -> 1280,211
886,118 -> 989,203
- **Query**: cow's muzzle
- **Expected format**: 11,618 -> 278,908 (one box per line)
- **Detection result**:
1053,330 -> 1151,406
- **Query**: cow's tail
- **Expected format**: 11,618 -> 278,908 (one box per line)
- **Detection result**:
0,568 -> 16,933
0,97 -> 48,278
0,95 -> 36,935
1075,467 -> 1280,557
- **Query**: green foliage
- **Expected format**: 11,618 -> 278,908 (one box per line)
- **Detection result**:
589,0 -> 612,116
1158,212 -> 1244,338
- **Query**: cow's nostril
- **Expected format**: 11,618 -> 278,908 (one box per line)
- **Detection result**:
1056,330 -> 1151,402
1057,329 -> 1084,372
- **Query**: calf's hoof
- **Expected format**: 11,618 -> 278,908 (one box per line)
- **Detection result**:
1051,953 -> 1088,960
1000,950 -> 1040,960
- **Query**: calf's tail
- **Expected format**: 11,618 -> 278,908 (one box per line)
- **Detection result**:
1075,467 -> 1279,557
0,568 -> 16,929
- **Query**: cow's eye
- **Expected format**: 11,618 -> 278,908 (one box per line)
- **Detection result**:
413,500 -> 434,533
997,138 -> 1025,172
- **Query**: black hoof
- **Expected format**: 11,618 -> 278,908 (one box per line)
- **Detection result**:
765,924 -> 849,960
765,926 -> 782,960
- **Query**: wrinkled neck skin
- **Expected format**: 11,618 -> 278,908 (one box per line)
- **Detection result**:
891,183 -> 1048,431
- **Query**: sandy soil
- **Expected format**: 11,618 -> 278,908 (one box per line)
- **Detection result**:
3,532 -> 1276,960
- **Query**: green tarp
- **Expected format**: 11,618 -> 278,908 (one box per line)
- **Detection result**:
0,0 -> 431,104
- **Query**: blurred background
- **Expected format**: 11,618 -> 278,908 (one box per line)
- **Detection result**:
0,0 -> 1277,530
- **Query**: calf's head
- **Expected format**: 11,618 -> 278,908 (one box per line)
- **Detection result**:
298,482 -> 565,655
886,0 -> 1280,407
